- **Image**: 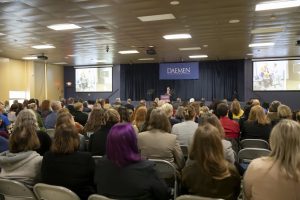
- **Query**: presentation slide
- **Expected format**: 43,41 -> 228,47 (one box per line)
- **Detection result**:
253,60 -> 300,91
75,67 -> 112,92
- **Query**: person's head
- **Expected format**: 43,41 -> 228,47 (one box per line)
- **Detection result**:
133,106 -> 147,124
277,104 -> 292,119
248,105 -> 269,125
216,103 -> 228,118
161,103 -> 173,118
27,102 -> 37,111
67,97 -> 74,105
9,103 -> 19,112
175,106 -> 185,120
10,109 -> 40,153
148,108 -> 171,133
115,98 -> 121,103
74,102 -> 83,111
106,123 -> 141,167
199,106 -> 209,116
105,108 -> 120,125
269,119 -> 300,181
269,100 -> 281,112
189,124 -> 229,178
84,108 -> 106,132
117,106 -> 130,122
183,105 -> 196,121
52,115 -> 79,154
41,100 -> 51,111
127,98 -> 132,104
51,101 -> 62,112
251,98 -> 260,106
190,102 -> 200,117
230,100 -> 241,116
139,99 -> 146,106
199,113 -> 225,138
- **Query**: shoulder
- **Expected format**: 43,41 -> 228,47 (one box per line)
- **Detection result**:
222,139 -> 232,148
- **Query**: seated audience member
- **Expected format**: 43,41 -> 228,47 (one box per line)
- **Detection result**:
117,106 -> 131,123
40,100 -> 52,123
174,106 -> 185,122
124,98 -> 135,112
42,112 -> 95,200
138,109 -> 185,170
244,119 -> 300,200
27,102 -> 45,130
197,113 -> 235,164
0,136 -> 8,153
132,106 -> 147,133
0,102 -> 10,132
190,102 -> 201,123
241,105 -> 272,142
161,103 -> 180,126
171,105 -> 198,146
140,107 -> 155,132
95,123 -> 169,200
230,100 -> 244,120
83,108 -> 106,137
66,97 -> 76,115
73,102 -> 88,126
267,100 -> 281,126
88,109 -> 120,156
277,104 -> 292,120
0,110 -> 42,188
7,103 -> 18,123
182,124 -> 240,200
217,103 -> 240,152
112,98 -> 122,109
83,101 -> 92,113
45,101 -> 62,129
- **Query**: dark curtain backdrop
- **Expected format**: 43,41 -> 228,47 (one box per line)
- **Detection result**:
120,60 -> 245,101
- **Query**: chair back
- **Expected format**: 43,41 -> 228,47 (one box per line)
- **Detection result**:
238,148 -> 271,164
0,178 -> 37,200
149,159 -> 177,199
88,194 -> 114,200
240,139 -> 269,149
92,155 -> 103,165
176,195 -> 224,200
33,183 -> 80,200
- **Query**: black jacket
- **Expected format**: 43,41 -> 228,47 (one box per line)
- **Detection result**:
241,120 -> 272,142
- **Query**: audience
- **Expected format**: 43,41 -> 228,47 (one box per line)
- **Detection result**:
73,102 -> 89,126
267,100 -> 281,125
244,119 -> 300,200
45,100 -> 62,129
40,100 -> 52,123
83,108 -> 106,137
230,100 -> 244,120
132,106 -> 147,133
0,109 -> 42,188
277,104 -> 292,120
182,124 -> 240,200
161,103 -> 180,126
95,123 -> 169,200
0,102 -> 10,133
42,112 -> 95,200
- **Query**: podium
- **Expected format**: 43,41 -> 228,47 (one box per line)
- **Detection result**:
160,95 -> 170,102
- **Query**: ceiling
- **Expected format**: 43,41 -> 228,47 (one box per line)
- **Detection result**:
0,0 -> 299,66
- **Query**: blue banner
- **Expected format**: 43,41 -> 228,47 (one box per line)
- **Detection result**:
159,62 -> 199,80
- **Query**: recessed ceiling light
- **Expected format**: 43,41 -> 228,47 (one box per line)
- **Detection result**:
149,45 -> 155,48
251,27 -> 284,34
138,58 -> 155,61
189,55 -> 208,58
67,54 -> 76,57
137,14 -> 176,22
247,53 -> 254,56
97,60 -> 108,62
0,33 -> 5,36
229,19 -> 240,24
47,23 -> 81,31
179,47 -> 201,51
203,44 -> 208,47
163,33 -> 191,40
170,1 -> 180,5
249,43 -> 274,47
22,56 -> 38,60
118,50 -> 139,54
53,62 -> 68,65
32,44 -> 55,49
255,0 -> 300,11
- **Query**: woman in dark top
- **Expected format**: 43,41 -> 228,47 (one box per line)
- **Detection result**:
41,112 -> 95,200
95,123 -> 169,200
241,105 -> 272,142
88,108 -> 120,156
182,124 -> 241,200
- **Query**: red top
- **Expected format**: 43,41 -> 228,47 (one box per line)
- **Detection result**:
219,116 -> 240,138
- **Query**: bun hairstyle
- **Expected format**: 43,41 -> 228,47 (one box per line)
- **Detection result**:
183,105 -> 196,120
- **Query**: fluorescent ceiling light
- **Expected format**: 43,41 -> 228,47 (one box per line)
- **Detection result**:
189,55 -> 208,58
53,62 -> 68,65
229,19 -> 240,24
67,54 -> 76,57
47,23 -> 81,30
249,43 -> 274,47
32,44 -> 55,49
247,53 -> 254,56
22,56 -> 38,60
255,0 -> 300,11
163,34 -> 191,40
179,47 -> 201,51
118,50 -> 139,54
251,27 -> 284,34
0,33 -> 5,36
97,60 -> 108,62
137,14 -> 175,22
138,58 -> 155,61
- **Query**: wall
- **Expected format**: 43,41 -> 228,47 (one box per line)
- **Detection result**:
64,65 -> 121,102
0,58 -> 64,102
244,60 -> 300,110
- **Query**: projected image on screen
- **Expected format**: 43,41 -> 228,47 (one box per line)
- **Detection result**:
253,60 -> 300,91
75,67 -> 112,92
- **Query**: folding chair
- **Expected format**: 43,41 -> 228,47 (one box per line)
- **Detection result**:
0,178 -> 37,200
33,183 -> 80,200
88,194 -> 114,200
92,155 -> 104,165
176,195 -> 224,200
238,148 -> 270,164
149,159 -> 178,199
240,139 -> 269,149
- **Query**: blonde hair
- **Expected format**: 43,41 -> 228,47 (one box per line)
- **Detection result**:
231,100 -> 241,116
74,102 -> 83,111
161,103 -> 173,117
183,105 -> 195,120
277,104 -> 292,119
248,105 -> 269,125
190,124 -> 230,178
269,119 -> 300,181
